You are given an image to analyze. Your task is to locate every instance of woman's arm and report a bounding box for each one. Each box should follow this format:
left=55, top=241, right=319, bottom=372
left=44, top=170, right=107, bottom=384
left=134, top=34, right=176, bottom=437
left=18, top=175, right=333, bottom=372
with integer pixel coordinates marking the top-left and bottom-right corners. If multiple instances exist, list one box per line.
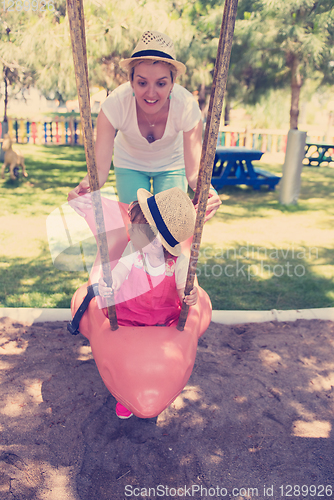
left=183, top=120, right=203, bottom=191
left=67, top=110, right=116, bottom=214
left=94, top=110, right=116, bottom=187
left=183, top=121, right=222, bottom=222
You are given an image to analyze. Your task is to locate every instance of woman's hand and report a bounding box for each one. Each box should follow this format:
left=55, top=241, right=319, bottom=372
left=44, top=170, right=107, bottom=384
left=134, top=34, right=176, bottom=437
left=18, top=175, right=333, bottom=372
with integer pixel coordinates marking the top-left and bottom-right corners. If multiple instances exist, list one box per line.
left=67, top=177, right=92, bottom=217
left=183, top=123, right=222, bottom=222
left=204, top=189, right=221, bottom=222
left=193, top=188, right=221, bottom=223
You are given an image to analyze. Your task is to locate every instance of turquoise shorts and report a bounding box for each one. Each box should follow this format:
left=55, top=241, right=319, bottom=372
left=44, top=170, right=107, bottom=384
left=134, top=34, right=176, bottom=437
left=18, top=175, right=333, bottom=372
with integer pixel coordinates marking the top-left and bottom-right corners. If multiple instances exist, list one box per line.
left=114, top=167, right=188, bottom=204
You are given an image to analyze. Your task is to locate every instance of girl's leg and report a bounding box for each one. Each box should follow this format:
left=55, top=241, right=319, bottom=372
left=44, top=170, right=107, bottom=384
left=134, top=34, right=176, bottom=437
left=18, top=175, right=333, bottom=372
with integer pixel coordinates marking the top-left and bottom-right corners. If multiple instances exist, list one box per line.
left=152, top=168, right=188, bottom=195
left=114, top=167, right=151, bottom=204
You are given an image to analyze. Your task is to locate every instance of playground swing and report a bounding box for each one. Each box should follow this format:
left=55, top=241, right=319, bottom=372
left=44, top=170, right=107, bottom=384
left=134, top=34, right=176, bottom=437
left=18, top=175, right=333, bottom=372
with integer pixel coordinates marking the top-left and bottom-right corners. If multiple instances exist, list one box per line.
left=66, top=0, right=238, bottom=419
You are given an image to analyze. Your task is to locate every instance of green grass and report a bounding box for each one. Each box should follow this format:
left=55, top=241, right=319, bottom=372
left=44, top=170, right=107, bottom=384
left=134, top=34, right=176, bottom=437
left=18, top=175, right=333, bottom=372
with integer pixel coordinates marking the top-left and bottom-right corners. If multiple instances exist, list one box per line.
left=0, top=145, right=333, bottom=310
left=197, top=243, right=334, bottom=310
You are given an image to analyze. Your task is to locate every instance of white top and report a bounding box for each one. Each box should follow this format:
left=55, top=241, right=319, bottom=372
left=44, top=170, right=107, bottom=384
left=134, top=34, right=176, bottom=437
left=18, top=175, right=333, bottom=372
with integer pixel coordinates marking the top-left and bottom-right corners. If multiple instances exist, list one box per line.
left=119, top=242, right=189, bottom=289
left=101, top=82, right=201, bottom=172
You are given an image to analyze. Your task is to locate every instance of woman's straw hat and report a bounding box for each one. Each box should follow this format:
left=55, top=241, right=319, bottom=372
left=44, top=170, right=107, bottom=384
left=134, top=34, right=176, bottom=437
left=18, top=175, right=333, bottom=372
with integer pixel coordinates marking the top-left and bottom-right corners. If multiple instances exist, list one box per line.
left=137, top=187, right=196, bottom=256
left=120, top=31, right=186, bottom=76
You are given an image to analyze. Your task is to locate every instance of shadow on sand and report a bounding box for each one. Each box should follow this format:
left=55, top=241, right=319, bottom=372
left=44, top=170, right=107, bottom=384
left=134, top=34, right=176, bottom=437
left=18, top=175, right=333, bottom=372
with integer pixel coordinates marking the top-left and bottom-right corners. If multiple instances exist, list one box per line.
left=0, top=317, right=334, bottom=499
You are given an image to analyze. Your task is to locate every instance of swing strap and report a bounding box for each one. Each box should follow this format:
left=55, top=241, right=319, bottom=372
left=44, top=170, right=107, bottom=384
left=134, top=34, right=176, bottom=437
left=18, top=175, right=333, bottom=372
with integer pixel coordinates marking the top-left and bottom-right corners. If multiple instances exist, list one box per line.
left=67, top=283, right=100, bottom=336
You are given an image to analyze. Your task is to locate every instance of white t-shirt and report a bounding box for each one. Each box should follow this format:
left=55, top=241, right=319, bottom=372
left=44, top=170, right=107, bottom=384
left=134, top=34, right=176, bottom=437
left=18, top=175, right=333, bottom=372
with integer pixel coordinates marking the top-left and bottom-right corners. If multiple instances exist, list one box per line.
left=101, top=82, right=201, bottom=172
left=119, top=242, right=189, bottom=289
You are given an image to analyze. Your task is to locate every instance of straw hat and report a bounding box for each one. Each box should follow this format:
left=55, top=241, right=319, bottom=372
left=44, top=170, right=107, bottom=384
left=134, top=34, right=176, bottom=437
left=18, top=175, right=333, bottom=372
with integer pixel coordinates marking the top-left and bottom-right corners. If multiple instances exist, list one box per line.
left=137, top=187, right=196, bottom=256
left=120, top=31, right=186, bottom=76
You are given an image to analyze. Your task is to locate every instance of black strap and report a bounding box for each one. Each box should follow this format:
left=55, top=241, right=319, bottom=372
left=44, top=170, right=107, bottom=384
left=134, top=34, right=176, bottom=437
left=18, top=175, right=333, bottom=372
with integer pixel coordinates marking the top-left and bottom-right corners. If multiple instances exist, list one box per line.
left=67, top=283, right=100, bottom=335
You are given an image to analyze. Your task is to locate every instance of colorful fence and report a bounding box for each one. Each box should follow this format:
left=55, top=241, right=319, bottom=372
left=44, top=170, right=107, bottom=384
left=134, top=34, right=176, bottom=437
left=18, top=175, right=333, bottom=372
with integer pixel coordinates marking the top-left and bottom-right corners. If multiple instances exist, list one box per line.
left=217, top=127, right=334, bottom=153
left=6, top=118, right=332, bottom=154
left=6, top=116, right=97, bottom=146
left=217, top=127, right=289, bottom=153
left=7, top=117, right=288, bottom=152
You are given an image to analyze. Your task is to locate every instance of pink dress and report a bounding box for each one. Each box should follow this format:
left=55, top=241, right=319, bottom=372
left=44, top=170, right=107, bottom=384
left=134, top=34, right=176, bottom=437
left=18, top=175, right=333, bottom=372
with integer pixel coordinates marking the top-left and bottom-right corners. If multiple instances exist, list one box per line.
left=103, top=256, right=182, bottom=327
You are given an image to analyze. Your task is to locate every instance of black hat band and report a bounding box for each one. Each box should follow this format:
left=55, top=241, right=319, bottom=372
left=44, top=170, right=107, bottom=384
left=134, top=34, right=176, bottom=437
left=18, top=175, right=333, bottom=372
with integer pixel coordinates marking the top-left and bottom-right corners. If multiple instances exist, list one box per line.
left=131, top=49, right=175, bottom=61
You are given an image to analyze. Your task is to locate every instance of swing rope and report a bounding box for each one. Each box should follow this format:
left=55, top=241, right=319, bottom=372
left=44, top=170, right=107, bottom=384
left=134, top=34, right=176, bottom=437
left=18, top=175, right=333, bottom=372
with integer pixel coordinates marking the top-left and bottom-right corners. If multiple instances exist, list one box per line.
left=177, top=0, right=239, bottom=331
left=66, top=0, right=118, bottom=330
left=67, top=0, right=238, bottom=332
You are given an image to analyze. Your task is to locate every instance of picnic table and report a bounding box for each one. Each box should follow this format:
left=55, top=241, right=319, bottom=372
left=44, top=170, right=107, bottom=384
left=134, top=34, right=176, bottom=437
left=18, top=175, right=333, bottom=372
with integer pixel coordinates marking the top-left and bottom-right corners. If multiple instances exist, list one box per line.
left=303, top=142, right=334, bottom=167
left=211, top=146, right=281, bottom=191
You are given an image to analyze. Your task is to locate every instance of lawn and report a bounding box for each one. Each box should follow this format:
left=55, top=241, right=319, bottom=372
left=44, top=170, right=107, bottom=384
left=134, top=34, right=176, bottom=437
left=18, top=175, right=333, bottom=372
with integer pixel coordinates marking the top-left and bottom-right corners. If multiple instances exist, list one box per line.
left=1, top=145, right=333, bottom=310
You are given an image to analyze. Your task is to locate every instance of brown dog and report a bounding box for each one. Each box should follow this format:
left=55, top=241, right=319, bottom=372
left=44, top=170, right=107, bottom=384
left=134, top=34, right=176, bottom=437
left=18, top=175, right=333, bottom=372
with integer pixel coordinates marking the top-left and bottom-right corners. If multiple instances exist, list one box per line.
left=1, top=134, right=28, bottom=180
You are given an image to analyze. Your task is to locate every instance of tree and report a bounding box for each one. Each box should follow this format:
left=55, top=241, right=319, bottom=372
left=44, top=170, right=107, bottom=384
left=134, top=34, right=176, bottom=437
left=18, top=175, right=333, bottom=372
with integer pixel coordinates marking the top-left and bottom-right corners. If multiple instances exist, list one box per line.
left=27, top=0, right=194, bottom=100
left=0, top=14, right=37, bottom=121
left=85, top=0, right=194, bottom=93
left=236, top=0, right=334, bottom=129
left=184, top=0, right=334, bottom=128
left=176, top=0, right=229, bottom=112
left=177, top=0, right=278, bottom=118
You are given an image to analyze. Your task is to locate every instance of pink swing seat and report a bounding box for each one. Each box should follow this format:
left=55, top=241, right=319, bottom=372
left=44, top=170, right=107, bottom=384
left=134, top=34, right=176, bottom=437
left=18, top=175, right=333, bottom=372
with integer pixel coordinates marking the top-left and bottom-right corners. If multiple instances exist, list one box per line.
left=69, top=197, right=212, bottom=418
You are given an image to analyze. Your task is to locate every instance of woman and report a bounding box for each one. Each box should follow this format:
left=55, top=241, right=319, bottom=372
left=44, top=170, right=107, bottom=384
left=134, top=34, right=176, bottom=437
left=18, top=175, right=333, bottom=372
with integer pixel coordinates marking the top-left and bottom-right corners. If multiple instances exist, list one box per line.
left=68, top=30, right=221, bottom=220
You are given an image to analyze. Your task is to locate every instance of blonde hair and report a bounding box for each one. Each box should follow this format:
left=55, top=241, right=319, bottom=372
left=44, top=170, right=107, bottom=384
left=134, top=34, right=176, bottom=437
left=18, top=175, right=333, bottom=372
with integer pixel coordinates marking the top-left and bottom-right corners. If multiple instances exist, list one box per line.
left=128, top=201, right=173, bottom=259
left=128, top=59, right=177, bottom=83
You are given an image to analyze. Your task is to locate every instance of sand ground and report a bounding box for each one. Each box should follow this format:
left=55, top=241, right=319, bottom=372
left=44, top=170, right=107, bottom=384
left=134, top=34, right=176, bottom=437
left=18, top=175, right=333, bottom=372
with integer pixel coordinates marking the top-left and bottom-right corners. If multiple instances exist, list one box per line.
left=1, top=316, right=334, bottom=499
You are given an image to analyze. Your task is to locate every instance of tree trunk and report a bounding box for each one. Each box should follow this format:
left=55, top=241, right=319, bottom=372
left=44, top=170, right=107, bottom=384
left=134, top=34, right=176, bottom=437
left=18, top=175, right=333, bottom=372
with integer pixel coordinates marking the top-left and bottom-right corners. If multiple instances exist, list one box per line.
left=224, top=98, right=230, bottom=125
left=198, top=82, right=206, bottom=111
left=289, top=55, right=302, bottom=130
left=3, top=67, right=9, bottom=123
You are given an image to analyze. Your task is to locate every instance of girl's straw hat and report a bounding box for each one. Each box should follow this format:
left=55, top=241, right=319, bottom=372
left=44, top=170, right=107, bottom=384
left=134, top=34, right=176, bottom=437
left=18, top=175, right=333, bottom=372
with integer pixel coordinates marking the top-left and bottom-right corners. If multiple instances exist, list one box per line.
left=120, top=31, right=186, bottom=76
left=137, top=187, right=196, bottom=256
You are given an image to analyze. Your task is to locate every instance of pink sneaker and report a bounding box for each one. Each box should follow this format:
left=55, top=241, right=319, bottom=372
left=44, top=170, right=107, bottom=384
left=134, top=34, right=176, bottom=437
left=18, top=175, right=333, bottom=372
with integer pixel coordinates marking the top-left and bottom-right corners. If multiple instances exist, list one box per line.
left=116, top=402, right=133, bottom=419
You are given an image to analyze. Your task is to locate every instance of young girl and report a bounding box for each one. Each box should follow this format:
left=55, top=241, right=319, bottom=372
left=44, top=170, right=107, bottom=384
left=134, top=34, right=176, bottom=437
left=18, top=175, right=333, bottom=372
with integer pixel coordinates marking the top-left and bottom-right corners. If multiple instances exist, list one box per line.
left=98, top=187, right=198, bottom=417
left=99, top=186, right=198, bottom=324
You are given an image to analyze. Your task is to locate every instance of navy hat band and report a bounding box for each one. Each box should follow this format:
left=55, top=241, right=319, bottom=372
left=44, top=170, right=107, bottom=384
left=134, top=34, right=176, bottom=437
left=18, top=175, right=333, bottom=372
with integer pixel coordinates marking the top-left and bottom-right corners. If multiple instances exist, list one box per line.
left=147, top=196, right=179, bottom=248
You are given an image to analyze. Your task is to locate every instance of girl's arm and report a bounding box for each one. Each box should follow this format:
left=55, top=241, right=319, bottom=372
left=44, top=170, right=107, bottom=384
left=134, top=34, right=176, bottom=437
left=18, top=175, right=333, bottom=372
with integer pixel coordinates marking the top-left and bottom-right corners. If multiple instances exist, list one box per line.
left=98, top=261, right=130, bottom=297
left=177, top=286, right=198, bottom=306
left=183, top=120, right=222, bottom=222
left=67, top=110, right=116, bottom=215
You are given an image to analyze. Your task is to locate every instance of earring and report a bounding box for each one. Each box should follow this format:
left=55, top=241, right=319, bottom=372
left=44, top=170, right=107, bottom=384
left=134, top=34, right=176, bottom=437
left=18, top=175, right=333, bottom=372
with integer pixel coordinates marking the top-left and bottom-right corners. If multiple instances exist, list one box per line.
left=169, top=93, right=172, bottom=100
left=133, top=92, right=135, bottom=97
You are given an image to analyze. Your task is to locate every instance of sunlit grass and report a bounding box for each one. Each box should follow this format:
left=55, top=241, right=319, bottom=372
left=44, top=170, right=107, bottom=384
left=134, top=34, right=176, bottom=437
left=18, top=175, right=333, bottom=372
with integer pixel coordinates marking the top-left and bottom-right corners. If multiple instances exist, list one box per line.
left=0, top=245, right=88, bottom=308
left=0, top=144, right=116, bottom=216
left=199, top=154, right=334, bottom=310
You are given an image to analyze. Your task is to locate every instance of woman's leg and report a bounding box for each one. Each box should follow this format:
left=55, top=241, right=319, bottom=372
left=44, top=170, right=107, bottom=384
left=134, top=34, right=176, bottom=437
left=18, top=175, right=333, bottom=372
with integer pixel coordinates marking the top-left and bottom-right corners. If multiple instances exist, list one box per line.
left=114, top=167, right=151, bottom=203
left=152, top=168, right=188, bottom=195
